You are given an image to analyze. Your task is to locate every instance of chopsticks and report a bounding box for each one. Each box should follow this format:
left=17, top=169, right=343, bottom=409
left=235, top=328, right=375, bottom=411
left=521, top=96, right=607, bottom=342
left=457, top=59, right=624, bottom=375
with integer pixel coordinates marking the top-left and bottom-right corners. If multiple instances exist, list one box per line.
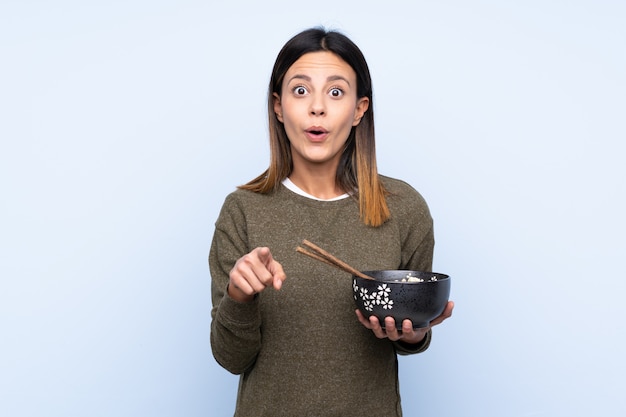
left=296, top=239, right=375, bottom=280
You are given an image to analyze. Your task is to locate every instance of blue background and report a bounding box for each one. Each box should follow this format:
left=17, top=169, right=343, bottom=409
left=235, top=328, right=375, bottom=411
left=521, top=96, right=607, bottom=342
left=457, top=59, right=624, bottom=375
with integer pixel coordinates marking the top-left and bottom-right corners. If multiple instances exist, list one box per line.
left=1, top=1, right=625, bottom=416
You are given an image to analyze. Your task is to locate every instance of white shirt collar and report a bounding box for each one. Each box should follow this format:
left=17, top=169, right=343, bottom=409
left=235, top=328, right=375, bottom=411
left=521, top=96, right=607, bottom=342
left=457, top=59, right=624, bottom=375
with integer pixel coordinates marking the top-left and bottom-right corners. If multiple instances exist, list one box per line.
left=282, top=178, right=350, bottom=201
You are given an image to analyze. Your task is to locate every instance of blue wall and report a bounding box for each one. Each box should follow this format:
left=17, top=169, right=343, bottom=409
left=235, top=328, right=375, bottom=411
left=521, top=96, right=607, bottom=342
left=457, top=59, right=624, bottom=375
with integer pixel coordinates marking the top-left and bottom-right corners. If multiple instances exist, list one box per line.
left=1, top=1, right=625, bottom=416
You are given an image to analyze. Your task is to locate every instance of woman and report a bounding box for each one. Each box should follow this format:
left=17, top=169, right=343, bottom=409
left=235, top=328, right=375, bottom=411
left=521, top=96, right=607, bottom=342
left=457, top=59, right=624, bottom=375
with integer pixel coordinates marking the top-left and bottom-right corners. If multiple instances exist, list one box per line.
left=209, top=27, right=454, bottom=416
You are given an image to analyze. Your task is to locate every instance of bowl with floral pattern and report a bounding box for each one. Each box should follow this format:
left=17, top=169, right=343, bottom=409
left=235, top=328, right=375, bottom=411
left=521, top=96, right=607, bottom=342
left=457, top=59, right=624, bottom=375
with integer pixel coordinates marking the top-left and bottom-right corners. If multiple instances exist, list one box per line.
left=353, top=270, right=450, bottom=329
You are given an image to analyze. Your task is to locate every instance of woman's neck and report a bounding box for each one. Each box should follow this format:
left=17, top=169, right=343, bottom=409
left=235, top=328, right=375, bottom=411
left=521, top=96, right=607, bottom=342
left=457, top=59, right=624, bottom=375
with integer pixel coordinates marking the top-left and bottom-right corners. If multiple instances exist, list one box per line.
left=288, top=169, right=343, bottom=200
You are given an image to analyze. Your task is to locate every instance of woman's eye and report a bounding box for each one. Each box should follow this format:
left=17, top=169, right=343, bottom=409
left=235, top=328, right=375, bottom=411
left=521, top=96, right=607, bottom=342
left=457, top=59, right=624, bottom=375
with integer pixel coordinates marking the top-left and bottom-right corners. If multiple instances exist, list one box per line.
left=293, top=86, right=308, bottom=95
left=329, top=88, right=344, bottom=97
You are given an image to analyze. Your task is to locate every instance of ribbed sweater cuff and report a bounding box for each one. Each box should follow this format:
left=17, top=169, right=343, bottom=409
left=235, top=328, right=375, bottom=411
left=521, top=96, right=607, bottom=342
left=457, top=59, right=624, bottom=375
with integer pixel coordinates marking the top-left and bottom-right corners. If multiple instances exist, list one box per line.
left=217, top=288, right=262, bottom=328
left=394, top=329, right=432, bottom=355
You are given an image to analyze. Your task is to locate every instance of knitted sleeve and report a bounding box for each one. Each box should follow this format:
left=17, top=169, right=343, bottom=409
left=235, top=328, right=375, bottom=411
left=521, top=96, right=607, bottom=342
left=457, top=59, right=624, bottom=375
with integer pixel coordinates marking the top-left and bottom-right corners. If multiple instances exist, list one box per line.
left=209, top=193, right=262, bottom=374
left=386, top=177, right=436, bottom=355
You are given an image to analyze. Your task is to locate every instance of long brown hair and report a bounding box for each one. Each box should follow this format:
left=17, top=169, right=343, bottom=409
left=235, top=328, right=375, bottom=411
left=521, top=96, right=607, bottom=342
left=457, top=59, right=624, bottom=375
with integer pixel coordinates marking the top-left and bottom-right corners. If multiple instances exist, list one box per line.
left=240, top=27, right=390, bottom=227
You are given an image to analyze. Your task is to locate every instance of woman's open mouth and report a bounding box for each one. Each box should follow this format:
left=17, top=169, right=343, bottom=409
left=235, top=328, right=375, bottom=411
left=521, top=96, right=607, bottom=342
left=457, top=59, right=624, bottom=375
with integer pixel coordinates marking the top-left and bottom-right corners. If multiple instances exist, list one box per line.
left=305, top=126, right=329, bottom=141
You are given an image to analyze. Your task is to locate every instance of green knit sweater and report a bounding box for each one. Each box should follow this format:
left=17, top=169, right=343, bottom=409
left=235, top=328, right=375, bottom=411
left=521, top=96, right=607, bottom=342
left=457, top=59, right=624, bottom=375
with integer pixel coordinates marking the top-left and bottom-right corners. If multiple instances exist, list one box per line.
left=209, top=175, right=435, bottom=416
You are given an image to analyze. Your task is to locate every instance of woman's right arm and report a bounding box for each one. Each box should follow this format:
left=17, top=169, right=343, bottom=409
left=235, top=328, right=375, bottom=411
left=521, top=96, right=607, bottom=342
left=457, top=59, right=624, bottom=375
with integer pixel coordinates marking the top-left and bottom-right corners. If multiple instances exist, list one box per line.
left=208, top=196, right=285, bottom=374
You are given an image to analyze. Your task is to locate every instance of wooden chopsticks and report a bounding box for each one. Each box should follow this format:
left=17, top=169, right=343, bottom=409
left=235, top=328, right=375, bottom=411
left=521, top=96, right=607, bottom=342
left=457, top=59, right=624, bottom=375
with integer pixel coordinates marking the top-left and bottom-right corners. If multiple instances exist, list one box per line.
left=296, top=239, right=374, bottom=280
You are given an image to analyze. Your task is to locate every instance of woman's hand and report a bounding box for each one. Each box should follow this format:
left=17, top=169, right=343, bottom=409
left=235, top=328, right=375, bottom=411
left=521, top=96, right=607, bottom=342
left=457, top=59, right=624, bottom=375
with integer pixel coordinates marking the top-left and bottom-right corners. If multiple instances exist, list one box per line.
left=356, top=301, right=454, bottom=344
left=228, top=247, right=287, bottom=303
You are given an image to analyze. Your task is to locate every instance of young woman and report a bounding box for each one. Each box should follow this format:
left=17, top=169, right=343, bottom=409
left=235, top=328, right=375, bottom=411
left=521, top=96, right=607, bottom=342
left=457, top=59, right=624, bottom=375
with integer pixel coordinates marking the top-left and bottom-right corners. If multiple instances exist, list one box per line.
left=209, top=27, right=454, bottom=416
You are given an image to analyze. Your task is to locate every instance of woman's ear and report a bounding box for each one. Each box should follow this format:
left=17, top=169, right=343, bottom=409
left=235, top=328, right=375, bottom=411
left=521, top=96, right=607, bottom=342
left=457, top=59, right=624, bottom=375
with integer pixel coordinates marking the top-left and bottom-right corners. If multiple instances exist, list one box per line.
left=353, top=97, right=370, bottom=126
left=273, top=93, right=283, bottom=122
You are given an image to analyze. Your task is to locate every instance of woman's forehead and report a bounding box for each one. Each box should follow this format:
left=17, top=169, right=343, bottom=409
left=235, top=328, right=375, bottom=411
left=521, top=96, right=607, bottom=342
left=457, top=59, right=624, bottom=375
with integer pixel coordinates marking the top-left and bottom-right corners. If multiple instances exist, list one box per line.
left=285, top=51, right=356, bottom=83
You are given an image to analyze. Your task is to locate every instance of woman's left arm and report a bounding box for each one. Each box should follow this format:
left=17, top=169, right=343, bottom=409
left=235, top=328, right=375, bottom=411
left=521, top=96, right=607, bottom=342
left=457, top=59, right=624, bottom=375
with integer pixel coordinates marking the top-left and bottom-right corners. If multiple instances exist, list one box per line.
left=356, top=301, right=454, bottom=353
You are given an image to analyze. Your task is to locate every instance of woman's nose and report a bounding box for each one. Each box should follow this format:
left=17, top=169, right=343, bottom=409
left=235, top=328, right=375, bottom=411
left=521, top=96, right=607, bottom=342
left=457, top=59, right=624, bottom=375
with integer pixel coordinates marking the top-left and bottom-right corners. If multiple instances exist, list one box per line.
left=309, top=95, right=326, bottom=116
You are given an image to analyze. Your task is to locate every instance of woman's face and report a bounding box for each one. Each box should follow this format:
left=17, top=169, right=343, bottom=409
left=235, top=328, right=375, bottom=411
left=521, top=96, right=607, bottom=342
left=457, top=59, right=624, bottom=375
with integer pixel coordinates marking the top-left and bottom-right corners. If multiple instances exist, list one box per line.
left=274, top=51, right=369, bottom=172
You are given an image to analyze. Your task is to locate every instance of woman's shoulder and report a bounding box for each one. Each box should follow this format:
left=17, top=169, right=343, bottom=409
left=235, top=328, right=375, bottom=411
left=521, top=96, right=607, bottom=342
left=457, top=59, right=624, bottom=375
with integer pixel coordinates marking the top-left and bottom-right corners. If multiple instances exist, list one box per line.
left=380, top=175, right=424, bottom=198
left=379, top=175, right=431, bottom=215
left=219, top=187, right=276, bottom=208
left=219, top=185, right=302, bottom=212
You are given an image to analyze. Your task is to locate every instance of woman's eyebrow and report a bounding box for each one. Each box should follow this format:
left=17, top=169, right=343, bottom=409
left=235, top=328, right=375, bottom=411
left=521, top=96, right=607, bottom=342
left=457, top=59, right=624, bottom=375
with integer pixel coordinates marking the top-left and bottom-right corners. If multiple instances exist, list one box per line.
left=326, top=75, right=351, bottom=86
left=288, top=74, right=311, bottom=83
